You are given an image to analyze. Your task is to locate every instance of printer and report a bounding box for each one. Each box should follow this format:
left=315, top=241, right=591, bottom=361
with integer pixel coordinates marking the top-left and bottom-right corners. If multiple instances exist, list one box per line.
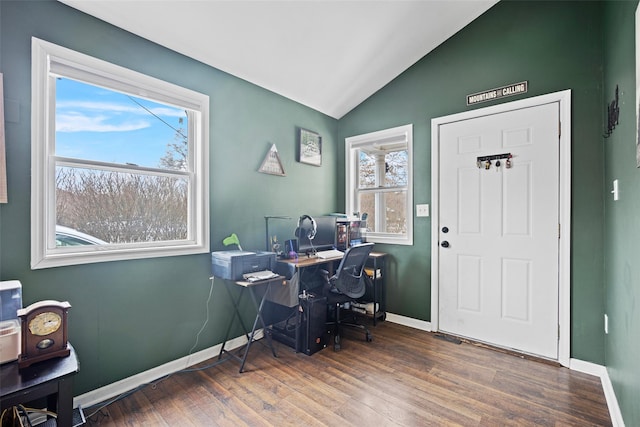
left=211, top=251, right=276, bottom=281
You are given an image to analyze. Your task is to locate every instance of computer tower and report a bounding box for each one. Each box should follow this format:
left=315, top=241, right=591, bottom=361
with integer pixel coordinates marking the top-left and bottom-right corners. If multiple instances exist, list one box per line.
left=296, top=295, right=328, bottom=355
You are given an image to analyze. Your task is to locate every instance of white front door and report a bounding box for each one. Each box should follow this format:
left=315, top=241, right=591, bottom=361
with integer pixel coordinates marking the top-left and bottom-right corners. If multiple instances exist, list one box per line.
left=436, top=102, right=560, bottom=359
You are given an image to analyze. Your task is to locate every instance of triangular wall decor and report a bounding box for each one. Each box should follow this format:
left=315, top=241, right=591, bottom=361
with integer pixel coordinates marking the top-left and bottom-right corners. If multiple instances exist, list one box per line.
left=258, top=143, right=286, bottom=176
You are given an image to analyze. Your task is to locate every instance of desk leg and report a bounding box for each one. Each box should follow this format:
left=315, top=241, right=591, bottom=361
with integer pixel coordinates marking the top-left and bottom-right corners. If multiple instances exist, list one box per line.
left=239, top=285, right=278, bottom=373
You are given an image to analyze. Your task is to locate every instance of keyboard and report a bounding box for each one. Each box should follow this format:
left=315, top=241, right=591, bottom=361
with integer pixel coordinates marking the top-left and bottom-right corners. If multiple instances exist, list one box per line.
left=315, top=249, right=344, bottom=259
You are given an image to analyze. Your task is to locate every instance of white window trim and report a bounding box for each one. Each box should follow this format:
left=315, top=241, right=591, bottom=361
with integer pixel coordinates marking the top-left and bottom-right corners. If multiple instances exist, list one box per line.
left=30, top=37, right=210, bottom=269
left=345, top=124, right=413, bottom=245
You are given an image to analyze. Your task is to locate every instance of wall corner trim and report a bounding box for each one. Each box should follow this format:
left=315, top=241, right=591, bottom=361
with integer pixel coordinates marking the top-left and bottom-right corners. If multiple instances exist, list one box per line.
left=570, top=358, right=625, bottom=427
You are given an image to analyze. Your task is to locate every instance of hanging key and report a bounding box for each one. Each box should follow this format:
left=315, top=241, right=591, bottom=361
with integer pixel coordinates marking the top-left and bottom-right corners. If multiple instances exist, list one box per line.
left=495, top=160, right=501, bottom=170
left=485, top=159, right=491, bottom=170
left=506, top=154, right=512, bottom=169
left=477, top=159, right=482, bottom=169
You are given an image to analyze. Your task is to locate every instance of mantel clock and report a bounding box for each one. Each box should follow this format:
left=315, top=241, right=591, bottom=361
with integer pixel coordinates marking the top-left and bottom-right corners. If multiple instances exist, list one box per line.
left=17, top=300, right=71, bottom=369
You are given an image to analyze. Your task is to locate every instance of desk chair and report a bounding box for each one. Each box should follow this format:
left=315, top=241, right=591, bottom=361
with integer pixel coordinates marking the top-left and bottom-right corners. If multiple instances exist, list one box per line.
left=320, top=242, right=375, bottom=350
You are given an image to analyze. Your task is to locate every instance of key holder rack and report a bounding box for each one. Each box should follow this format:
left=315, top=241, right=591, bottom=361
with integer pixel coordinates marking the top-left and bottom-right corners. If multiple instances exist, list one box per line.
left=476, top=153, right=512, bottom=170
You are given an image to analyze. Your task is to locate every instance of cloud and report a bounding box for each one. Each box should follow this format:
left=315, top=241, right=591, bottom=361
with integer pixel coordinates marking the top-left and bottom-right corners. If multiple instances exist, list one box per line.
left=56, top=112, right=151, bottom=133
left=57, top=100, right=185, bottom=117
left=55, top=98, right=185, bottom=133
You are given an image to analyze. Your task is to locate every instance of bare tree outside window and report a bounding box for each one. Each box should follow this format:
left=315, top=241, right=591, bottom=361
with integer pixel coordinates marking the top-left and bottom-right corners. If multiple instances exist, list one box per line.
left=357, top=149, right=409, bottom=234
left=56, top=168, right=188, bottom=243
left=345, top=124, right=413, bottom=245
left=159, top=117, right=188, bottom=171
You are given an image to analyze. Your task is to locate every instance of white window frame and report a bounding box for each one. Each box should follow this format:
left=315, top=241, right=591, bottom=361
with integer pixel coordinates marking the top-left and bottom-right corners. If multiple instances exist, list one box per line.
left=345, top=124, right=413, bottom=245
left=30, top=37, right=210, bottom=269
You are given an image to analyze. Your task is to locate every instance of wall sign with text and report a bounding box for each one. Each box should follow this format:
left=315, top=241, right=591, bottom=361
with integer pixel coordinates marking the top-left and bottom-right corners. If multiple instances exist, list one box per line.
left=466, top=81, right=528, bottom=106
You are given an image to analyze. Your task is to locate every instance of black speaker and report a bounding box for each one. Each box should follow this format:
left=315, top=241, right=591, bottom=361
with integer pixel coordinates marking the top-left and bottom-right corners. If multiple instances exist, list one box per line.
left=296, top=295, right=328, bottom=355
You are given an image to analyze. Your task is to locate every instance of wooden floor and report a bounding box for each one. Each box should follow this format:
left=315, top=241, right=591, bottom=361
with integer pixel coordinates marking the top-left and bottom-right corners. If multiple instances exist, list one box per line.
left=85, top=322, right=612, bottom=426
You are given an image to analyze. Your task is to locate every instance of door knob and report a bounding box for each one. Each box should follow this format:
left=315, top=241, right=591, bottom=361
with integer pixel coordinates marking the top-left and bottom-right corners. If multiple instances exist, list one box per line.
left=441, top=241, right=450, bottom=248
left=442, top=226, right=449, bottom=233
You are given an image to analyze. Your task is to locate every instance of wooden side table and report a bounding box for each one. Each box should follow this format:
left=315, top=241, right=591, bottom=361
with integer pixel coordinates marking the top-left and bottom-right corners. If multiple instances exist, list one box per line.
left=0, top=343, right=79, bottom=427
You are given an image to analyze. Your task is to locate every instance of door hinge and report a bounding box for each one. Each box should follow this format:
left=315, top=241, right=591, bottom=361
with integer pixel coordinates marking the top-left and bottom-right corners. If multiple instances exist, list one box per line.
left=558, top=324, right=561, bottom=340
left=559, top=121, right=561, bottom=138
left=558, top=223, right=561, bottom=239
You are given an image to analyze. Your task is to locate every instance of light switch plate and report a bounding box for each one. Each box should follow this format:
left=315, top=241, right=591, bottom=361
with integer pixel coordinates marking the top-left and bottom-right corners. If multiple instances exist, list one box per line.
left=416, top=204, right=429, bottom=217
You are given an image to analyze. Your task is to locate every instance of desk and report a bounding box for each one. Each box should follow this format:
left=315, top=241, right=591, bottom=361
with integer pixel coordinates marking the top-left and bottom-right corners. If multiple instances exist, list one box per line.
left=218, top=277, right=283, bottom=373
left=277, top=251, right=387, bottom=322
left=1, top=344, right=79, bottom=427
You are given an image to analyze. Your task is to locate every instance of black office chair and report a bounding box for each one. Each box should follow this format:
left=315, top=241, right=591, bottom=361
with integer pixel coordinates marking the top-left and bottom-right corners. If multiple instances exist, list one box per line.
left=320, top=242, right=375, bottom=351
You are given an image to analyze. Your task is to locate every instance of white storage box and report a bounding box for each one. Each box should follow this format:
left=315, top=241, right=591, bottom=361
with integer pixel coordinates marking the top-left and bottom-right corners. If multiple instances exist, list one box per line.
left=0, top=319, right=20, bottom=364
left=0, top=280, right=23, bottom=321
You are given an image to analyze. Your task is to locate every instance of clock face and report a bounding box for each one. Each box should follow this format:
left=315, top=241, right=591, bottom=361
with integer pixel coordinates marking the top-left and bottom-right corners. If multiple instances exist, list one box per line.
left=28, top=312, right=62, bottom=336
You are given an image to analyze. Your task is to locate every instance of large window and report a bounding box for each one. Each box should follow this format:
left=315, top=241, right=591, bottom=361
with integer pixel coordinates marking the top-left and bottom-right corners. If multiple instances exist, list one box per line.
left=31, top=38, right=210, bottom=268
left=345, top=124, right=413, bottom=245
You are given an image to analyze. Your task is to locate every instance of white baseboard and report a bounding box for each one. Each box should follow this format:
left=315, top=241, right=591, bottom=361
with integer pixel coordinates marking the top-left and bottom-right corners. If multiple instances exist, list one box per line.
left=569, top=358, right=607, bottom=376
left=73, top=332, right=255, bottom=410
left=385, top=312, right=432, bottom=331
left=570, top=359, right=625, bottom=427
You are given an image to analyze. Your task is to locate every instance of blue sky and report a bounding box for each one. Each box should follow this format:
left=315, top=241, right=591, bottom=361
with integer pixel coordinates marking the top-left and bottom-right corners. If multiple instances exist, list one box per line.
left=55, top=78, right=186, bottom=169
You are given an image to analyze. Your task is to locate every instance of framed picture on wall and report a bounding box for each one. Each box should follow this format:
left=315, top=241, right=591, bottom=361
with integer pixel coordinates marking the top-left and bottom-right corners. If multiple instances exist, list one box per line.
left=298, top=128, right=322, bottom=166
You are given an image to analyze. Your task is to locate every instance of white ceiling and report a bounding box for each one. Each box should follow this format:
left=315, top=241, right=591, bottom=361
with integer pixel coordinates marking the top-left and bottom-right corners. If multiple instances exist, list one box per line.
left=59, top=0, right=498, bottom=119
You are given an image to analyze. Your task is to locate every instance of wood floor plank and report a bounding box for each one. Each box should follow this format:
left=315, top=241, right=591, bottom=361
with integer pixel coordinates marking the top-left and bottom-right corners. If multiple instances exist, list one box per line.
left=86, top=321, right=612, bottom=426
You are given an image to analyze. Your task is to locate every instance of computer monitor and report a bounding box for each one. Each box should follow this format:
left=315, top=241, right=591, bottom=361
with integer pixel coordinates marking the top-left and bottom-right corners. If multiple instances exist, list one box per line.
left=297, top=215, right=337, bottom=254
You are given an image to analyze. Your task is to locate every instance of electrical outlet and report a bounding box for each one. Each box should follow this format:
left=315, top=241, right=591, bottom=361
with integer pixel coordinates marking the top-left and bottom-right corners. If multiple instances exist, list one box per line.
left=416, top=204, right=430, bottom=217
left=604, top=314, right=609, bottom=334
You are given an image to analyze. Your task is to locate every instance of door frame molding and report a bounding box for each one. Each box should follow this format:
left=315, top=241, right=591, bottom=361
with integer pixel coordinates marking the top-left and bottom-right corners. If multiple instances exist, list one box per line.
left=430, top=90, right=571, bottom=366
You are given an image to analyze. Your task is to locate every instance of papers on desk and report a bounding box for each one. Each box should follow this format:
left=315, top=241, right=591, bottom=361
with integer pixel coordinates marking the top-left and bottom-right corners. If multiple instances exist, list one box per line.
left=242, top=270, right=279, bottom=282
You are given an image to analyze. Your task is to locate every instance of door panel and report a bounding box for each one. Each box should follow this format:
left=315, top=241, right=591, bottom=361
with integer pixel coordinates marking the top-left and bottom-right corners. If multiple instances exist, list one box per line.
left=438, top=103, right=559, bottom=359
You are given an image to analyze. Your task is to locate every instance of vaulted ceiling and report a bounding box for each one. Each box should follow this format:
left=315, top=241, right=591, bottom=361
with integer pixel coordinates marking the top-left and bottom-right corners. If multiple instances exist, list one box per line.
left=60, top=1, right=498, bottom=119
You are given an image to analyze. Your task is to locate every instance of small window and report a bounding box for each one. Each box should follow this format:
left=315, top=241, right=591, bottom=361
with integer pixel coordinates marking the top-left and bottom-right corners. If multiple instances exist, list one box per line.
left=345, top=124, right=413, bottom=245
left=31, top=38, right=210, bottom=268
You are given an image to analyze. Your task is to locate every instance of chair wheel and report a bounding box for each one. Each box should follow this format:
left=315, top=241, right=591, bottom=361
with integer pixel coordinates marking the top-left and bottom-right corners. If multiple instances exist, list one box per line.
left=366, top=332, right=373, bottom=342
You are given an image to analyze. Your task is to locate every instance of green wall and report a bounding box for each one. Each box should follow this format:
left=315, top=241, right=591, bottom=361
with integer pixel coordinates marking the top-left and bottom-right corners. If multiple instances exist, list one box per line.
left=338, top=0, right=606, bottom=364
left=4, top=1, right=638, bottom=423
left=602, top=2, right=640, bottom=425
left=0, top=0, right=338, bottom=394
